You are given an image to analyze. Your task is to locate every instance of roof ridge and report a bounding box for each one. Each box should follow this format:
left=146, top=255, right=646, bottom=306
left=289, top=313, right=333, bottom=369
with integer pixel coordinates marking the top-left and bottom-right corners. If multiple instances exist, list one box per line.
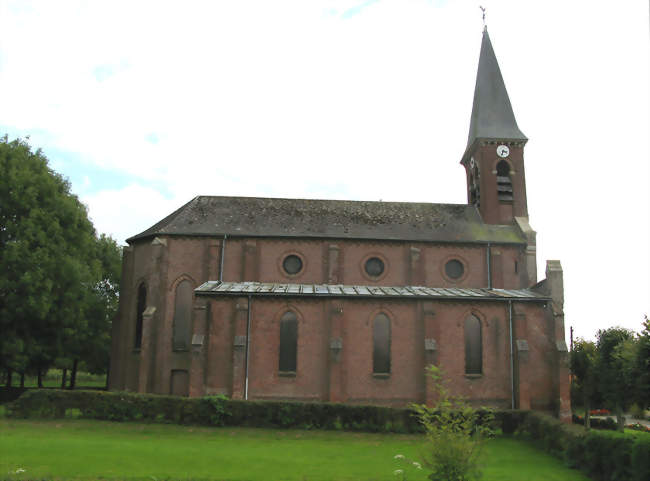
left=192, top=195, right=471, bottom=207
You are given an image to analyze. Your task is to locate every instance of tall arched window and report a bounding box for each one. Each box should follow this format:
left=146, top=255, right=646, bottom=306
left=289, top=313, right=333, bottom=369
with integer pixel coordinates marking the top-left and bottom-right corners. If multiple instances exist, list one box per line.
left=496, top=160, right=513, bottom=202
left=464, top=315, right=482, bottom=374
left=134, top=283, right=146, bottom=349
left=279, top=311, right=298, bottom=373
left=373, top=313, right=391, bottom=374
left=172, top=280, right=193, bottom=351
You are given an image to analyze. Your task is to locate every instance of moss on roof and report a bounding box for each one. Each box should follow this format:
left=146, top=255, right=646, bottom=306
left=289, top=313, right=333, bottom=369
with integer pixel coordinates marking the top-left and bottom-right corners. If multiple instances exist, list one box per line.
left=128, top=196, right=526, bottom=245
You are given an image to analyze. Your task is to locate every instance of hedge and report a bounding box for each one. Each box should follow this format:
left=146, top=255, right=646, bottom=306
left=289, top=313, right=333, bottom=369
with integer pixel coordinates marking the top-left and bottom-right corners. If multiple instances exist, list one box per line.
left=5, top=389, right=513, bottom=435
left=7, top=390, right=648, bottom=481
left=5, top=389, right=427, bottom=432
left=571, top=413, right=618, bottom=431
left=519, top=411, right=650, bottom=481
left=0, top=387, right=26, bottom=405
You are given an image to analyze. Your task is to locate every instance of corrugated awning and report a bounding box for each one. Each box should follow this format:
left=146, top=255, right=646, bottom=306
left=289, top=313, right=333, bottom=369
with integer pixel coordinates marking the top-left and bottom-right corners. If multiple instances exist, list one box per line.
left=195, top=281, right=549, bottom=302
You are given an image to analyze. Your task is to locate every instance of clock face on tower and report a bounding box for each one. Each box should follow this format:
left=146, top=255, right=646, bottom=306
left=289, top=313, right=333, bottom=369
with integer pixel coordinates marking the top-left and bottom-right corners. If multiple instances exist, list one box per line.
left=496, top=145, right=510, bottom=158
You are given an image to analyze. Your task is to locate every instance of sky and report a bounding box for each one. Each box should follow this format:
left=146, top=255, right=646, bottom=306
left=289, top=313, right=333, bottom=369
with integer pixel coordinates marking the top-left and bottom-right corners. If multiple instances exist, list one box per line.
left=1, top=1, right=648, bottom=341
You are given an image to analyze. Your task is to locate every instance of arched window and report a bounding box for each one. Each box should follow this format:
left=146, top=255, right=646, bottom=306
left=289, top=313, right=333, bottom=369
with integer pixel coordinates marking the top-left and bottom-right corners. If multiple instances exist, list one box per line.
left=134, top=283, right=146, bottom=349
left=279, top=311, right=298, bottom=373
left=373, top=313, right=391, bottom=374
left=464, top=315, right=482, bottom=374
left=172, top=280, right=193, bottom=351
left=496, top=160, right=513, bottom=202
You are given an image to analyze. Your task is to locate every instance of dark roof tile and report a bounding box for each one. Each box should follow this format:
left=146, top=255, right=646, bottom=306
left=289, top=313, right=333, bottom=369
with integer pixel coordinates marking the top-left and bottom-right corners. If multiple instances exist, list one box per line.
left=128, top=195, right=525, bottom=244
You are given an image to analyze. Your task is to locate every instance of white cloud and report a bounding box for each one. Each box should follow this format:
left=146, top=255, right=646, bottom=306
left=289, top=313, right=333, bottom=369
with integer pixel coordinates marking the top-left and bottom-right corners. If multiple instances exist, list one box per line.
left=81, top=184, right=181, bottom=246
left=1, top=0, right=648, bottom=338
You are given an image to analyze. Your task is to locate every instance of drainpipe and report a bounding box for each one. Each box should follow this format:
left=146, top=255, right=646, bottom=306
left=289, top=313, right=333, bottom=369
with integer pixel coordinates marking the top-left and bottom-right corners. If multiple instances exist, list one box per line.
left=219, top=234, right=227, bottom=282
left=486, top=242, right=492, bottom=289
left=244, top=294, right=252, bottom=400
left=508, top=300, right=515, bottom=409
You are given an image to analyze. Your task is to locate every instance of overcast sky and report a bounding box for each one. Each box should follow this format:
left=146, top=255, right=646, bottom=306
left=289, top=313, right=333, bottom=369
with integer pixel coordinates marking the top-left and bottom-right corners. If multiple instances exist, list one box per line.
left=1, top=1, right=648, bottom=341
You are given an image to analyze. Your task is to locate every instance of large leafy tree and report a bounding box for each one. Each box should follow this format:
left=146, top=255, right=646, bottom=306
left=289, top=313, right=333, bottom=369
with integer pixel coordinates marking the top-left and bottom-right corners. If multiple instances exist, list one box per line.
left=570, top=338, right=599, bottom=429
left=67, top=234, right=122, bottom=388
left=0, top=136, right=119, bottom=386
left=596, top=327, right=636, bottom=431
left=633, top=316, right=650, bottom=409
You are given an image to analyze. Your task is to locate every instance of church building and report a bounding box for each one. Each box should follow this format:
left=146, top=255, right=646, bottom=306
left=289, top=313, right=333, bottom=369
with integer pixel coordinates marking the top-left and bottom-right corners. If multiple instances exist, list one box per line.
left=109, top=29, right=570, bottom=420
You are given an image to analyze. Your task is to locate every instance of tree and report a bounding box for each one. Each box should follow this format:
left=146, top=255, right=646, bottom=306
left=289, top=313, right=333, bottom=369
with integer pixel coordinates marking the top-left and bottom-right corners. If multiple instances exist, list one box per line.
left=411, top=366, right=492, bottom=481
left=0, top=136, right=113, bottom=386
left=570, top=338, right=598, bottom=429
left=71, top=234, right=121, bottom=387
left=596, top=327, right=636, bottom=431
left=633, top=316, right=650, bottom=410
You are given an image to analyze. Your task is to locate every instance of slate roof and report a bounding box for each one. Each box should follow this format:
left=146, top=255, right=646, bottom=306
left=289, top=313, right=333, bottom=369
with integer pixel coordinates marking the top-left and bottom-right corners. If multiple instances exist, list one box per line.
left=464, top=28, right=527, bottom=158
left=195, top=281, right=549, bottom=302
left=128, top=195, right=525, bottom=244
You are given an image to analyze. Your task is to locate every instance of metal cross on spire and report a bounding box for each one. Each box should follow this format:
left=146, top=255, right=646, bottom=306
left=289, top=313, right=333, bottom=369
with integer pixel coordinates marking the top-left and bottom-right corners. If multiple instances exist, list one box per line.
left=479, top=6, right=486, bottom=27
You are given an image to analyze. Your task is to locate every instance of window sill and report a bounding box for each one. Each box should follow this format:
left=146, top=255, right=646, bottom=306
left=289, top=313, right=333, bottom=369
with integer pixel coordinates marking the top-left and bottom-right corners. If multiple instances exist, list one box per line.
left=278, top=371, right=296, bottom=378
left=372, top=373, right=390, bottom=379
left=465, top=373, right=483, bottom=379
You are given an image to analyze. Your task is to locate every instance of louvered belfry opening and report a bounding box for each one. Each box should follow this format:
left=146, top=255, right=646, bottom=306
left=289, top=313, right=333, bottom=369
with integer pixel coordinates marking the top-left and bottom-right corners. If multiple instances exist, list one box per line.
left=496, top=160, right=513, bottom=202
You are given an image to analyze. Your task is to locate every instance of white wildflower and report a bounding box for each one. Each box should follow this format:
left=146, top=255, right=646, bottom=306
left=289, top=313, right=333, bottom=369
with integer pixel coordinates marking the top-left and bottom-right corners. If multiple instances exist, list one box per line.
left=394, top=454, right=405, bottom=460
left=15, top=468, right=25, bottom=474
left=393, top=469, right=404, bottom=475
left=412, top=462, right=422, bottom=469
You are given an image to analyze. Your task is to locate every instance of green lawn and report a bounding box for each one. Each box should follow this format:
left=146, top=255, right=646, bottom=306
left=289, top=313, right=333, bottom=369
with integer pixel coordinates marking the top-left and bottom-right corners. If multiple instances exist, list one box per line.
left=0, top=419, right=592, bottom=481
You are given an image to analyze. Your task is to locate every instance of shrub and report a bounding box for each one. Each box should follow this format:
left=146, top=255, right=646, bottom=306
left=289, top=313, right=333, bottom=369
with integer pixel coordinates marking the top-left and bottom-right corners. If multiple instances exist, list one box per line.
left=626, top=423, right=650, bottom=434
left=519, top=411, right=650, bottom=481
left=410, top=366, right=494, bottom=481
left=0, top=387, right=27, bottom=405
left=572, top=413, right=618, bottom=430
left=5, top=389, right=513, bottom=436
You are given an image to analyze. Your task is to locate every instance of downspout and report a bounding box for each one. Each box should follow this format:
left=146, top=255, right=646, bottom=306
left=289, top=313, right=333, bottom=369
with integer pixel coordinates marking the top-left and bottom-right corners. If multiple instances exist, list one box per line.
left=508, top=300, right=515, bottom=409
left=486, top=242, right=492, bottom=289
left=219, top=234, right=227, bottom=282
left=244, top=294, right=252, bottom=400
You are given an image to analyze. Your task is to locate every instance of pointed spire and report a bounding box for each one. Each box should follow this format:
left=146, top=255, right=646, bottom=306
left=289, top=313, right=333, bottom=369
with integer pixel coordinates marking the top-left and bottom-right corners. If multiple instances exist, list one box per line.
left=466, top=28, right=526, bottom=151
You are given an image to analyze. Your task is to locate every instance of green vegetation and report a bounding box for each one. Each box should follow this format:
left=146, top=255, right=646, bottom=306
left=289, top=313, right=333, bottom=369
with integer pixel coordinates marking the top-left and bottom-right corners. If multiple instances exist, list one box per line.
left=410, top=365, right=493, bottom=480
left=570, top=319, right=650, bottom=431
left=13, top=369, right=106, bottom=389
left=0, top=136, right=121, bottom=389
left=0, top=418, right=592, bottom=481
left=519, top=411, right=650, bottom=481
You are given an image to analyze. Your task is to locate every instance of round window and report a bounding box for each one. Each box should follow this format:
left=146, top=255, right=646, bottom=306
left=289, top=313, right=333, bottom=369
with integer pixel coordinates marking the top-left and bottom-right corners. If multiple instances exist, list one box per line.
left=282, top=255, right=303, bottom=275
left=445, top=259, right=464, bottom=280
left=365, top=257, right=385, bottom=277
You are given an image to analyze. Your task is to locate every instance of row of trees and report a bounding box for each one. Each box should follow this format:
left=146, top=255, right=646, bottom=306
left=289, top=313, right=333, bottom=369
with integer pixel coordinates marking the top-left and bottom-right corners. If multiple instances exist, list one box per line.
left=571, top=318, right=650, bottom=430
left=0, top=136, right=122, bottom=388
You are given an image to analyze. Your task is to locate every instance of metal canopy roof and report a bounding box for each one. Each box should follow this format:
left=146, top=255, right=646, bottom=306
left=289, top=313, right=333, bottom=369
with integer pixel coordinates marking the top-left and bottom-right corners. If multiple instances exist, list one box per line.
left=195, top=281, right=549, bottom=302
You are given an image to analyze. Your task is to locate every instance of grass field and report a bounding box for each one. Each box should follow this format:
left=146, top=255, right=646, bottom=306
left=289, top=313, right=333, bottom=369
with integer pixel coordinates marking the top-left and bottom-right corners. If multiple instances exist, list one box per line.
left=0, top=418, right=592, bottom=481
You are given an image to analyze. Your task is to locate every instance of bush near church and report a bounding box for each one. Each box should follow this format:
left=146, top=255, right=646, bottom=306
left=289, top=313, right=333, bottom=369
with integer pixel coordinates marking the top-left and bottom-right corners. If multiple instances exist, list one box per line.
left=6, top=389, right=509, bottom=434
left=8, top=389, right=650, bottom=481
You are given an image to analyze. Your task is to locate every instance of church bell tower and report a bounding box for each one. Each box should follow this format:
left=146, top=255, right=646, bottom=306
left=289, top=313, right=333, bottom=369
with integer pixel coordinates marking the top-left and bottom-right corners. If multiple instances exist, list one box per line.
left=461, top=28, right=529, bottom=225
